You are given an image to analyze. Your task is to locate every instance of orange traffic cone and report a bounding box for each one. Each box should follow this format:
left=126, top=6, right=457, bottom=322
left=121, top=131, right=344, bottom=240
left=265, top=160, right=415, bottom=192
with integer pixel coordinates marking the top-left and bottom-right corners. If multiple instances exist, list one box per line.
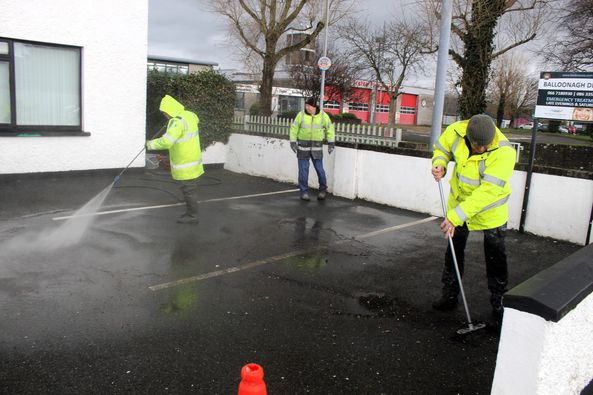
left=238, top=363, right=267, bottom=395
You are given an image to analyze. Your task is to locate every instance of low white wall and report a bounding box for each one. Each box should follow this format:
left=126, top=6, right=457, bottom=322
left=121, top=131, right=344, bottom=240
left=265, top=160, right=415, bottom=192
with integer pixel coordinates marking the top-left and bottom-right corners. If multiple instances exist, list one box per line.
left=491, top=293, right=593, bottom=395
left=225, top=134, right=593, bottom=244
left=0, top=0, right=148, bottom=174
left=224, top=134, right=592, bottom=245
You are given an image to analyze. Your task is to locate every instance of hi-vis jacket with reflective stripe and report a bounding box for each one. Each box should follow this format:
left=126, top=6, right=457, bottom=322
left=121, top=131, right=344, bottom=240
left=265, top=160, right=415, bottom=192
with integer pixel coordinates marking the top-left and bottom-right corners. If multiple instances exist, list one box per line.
left=432, top=119, right=516, bottom=231
left=289, top=110, right=335, bottom=159
left=147, top=95, right=204, bottom=181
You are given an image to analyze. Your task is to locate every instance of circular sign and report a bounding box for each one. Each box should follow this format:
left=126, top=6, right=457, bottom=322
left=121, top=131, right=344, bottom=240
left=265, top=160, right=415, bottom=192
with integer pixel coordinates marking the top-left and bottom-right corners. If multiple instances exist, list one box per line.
left=318, top=56, right=332, bottom=70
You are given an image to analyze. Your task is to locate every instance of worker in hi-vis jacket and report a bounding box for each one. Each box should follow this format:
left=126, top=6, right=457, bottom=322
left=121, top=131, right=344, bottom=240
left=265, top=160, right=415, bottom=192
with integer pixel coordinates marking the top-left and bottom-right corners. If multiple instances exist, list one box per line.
left=147, top=95, right=203, bottom=224
left=289, top=97, right=335, bottom=202
left=431, top=114, right=516, bottom=320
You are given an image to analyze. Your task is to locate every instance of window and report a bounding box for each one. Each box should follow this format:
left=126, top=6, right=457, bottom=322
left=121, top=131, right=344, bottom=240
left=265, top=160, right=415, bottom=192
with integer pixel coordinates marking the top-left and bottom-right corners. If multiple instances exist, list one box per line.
left=279, top=95, right=301, bottom=113
left=375, top=104, right=389, bottom=113
left=235, top=92, right=245, bottom=110
left=0, top=38, right=82, bottom=135
left=324, top=100, right=340, bottom=109
left=400, top=106, right=416, bottom=114
left=147, top=61, right=189, bottom=75
left=349, top=102, right=369, bottom=111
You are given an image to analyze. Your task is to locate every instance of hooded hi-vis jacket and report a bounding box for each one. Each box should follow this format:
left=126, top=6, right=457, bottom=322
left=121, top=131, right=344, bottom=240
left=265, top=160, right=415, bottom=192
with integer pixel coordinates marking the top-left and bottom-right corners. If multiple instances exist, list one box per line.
left=289, top=109, right=335, bottom=160
left=147, top=95, right=204, bottom=181
left=432, top=119, right=516, bottom=231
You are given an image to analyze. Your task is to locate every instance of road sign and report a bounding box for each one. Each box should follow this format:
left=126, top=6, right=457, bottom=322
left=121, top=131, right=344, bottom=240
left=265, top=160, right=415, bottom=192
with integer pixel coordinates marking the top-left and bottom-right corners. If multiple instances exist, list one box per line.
left=318, top=56, right=332, bottom=71
left=534, top=71, right=593, bottom=121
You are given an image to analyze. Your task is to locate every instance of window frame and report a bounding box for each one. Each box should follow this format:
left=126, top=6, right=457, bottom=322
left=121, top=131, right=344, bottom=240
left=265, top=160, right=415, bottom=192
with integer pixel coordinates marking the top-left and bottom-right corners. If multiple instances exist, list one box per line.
left=0, top=37, right=86, bottom=137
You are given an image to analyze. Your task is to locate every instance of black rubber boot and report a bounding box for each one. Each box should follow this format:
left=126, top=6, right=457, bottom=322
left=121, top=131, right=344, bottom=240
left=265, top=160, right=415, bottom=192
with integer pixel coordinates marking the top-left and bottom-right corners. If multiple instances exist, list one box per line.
left=432, top=294, right=458, bottom=311
left=178, top=182, right=199, bottom=224
left=491, top=293, right=504, bottom=321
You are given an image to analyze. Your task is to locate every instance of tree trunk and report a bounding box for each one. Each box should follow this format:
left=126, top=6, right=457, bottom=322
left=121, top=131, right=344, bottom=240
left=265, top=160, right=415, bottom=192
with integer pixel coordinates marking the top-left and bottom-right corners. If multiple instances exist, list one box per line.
left=458, top=1, right=506, bottom=119
left=496, top=92, right=506, bottom=128
left=259, top=55, right=276, bottom=116
left=388, top=92, right=398, bottom=127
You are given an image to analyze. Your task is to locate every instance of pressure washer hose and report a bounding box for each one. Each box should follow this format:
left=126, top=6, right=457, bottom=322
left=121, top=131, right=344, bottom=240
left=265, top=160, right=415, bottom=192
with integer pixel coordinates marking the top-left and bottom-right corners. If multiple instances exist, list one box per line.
left=113, top=123, right=168, bottom=185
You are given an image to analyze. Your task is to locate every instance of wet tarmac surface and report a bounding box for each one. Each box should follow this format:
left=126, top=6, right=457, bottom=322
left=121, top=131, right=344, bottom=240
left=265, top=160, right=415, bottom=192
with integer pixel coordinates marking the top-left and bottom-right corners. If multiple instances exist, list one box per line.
left=0, top=168, right=581, bottom=394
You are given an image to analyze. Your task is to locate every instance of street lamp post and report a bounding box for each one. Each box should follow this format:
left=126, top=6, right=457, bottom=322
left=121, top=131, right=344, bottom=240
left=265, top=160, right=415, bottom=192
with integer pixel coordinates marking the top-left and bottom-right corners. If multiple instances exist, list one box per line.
left=318, top=0, right=329, bottom=113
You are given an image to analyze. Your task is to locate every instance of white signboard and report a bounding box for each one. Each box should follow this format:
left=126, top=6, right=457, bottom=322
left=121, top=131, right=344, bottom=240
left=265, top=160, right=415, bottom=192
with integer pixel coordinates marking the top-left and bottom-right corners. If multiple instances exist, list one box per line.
left=534, top=72, right=593, bottom=121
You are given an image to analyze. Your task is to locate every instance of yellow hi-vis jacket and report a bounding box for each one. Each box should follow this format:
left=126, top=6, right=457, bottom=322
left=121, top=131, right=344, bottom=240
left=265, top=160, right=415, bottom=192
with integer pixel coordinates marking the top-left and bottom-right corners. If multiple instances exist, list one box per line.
left=147, top=95, right=204, bottom=181
left=432, top=119, right=516, bottom=230
left=289, top=110, right=335, bottom=159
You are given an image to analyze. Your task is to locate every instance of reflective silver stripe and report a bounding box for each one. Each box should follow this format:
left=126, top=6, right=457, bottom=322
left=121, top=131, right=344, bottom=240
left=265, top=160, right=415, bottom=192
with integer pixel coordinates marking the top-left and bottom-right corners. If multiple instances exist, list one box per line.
left=454, top=206, right=468, bottom=222
left=482, top=174, right=506, bottom=187
left=170, top=159, right=203, bottom=170
left=176, top=131, right=199, bottom=143
left=479, top=161, right=486, bottom=178
left=309, top=124, right=323, bottom=129
left=477, top=195, right=509, bottom=214
left=177, top=117, right=189, bottom=133
left=148, top=141, right=156, bottom=150
left=435, top=141, right=451, bottom=157
left=163, top=133, right=176, bottom=144
left=297, top=146, right=322, bottom=151
left=432, top=156, right=448, bottom=165
left=499, top=141, right=512, bottom=147
left=457, top=173, right=480, bottom=186
left=451, top=135, right=460, bottom=155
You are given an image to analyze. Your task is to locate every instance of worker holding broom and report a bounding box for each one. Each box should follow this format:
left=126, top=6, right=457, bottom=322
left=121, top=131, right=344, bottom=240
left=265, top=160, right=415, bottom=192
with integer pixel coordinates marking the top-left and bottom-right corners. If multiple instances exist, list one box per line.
left=147, top=95, right=203, bottom=224
left=431, top=114, right=516, bottom=320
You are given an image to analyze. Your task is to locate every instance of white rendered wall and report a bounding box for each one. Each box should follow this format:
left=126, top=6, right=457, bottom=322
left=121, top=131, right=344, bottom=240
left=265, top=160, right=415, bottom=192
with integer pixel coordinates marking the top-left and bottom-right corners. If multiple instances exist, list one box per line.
left=202, top=142, right=227, bottom=165
left=491, top=293, right=593, bottom=395
left=224, top=134, right=593, bottom=245
left=0, top=0, right=148, bottom=174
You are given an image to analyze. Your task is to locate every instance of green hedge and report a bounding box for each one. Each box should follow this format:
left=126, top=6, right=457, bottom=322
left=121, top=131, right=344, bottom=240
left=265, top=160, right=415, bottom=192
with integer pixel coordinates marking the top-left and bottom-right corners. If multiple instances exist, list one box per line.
left=329, top=112, right=362, bottom=124
left=147, top=70, right=236, bottom=149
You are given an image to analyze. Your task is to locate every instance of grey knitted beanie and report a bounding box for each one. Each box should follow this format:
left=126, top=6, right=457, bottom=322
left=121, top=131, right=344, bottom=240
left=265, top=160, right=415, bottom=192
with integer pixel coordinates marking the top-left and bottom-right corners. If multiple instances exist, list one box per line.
left=467, top=115, right=496, bottom=146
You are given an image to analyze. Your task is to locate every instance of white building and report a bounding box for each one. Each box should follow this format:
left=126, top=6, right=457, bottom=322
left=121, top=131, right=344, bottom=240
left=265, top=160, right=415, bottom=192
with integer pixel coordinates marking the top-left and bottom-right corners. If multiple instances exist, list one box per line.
left=0, top=0, right=148, bottom=174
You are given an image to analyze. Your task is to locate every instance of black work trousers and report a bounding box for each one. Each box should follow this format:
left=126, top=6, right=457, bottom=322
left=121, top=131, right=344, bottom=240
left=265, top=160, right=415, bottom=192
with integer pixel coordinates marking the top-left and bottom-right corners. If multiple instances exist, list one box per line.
left=440, top=223, right=508, bottom=306
left=179, top=179, right=199, bottom=217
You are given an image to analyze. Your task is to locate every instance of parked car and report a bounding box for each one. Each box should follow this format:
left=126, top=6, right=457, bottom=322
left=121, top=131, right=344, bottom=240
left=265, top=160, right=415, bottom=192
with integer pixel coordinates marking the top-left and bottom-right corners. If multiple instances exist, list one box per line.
left=518, top=123, right=533, bottom=129
left=558, top=126, right=568, bottom=133
left=537, top=124, right=549, bottom=132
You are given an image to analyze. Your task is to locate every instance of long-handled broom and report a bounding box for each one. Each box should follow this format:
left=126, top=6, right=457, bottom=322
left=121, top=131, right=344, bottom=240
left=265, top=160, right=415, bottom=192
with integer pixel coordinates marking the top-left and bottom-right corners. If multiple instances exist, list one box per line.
left=438, top=180, right=486, bottom=335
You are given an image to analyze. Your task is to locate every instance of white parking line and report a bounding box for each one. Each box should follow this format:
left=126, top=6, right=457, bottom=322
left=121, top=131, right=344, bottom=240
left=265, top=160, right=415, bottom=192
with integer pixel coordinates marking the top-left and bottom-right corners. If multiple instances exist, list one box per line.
left=52, top=189, right=300, bottom=221
left=148, top=216, right=438, bottom=291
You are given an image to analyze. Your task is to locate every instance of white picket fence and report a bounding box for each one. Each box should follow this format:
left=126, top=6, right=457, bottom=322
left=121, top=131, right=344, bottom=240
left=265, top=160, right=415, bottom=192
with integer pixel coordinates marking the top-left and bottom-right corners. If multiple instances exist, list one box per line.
left=232, top=115, right=403, bottom=147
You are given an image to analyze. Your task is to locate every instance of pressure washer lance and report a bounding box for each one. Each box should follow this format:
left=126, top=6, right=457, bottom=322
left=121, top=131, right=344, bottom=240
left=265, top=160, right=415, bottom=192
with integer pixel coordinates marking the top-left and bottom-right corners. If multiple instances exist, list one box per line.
left=438, top=180, right=486, bottom=335
left=113, top=123, right=168, bottom=186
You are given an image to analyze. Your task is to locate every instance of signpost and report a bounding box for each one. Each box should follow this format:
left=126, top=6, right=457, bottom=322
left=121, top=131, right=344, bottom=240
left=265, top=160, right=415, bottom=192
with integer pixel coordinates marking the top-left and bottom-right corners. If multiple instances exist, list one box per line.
left=521, top=71, right=593, bottom=237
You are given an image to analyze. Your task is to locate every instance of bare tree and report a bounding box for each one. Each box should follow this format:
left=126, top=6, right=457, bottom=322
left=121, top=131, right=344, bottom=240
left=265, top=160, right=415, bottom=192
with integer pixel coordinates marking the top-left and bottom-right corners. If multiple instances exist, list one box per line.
left=207, top=0, right=354, bottom=116
left=487, top=53, right=538, bottom=127
left=419, top=0, right=550, bottom=118
left=288, top=47, right=362, bottom=111
left=542, top=0, right=593, bottom=71
left=338, top=19, right=428, bottom=126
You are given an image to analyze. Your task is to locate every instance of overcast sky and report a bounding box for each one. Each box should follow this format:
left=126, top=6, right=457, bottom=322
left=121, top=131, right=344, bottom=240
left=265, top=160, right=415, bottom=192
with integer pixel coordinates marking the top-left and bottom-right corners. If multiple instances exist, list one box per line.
left=148, top=0, right=417, bottom=71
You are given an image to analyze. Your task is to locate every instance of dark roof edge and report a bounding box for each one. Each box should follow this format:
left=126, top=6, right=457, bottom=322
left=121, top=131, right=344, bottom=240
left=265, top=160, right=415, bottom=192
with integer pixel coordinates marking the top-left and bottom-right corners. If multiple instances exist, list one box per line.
left=504, top=243, right=593, bottom=322
left=148, top=55, right=218, bottom=66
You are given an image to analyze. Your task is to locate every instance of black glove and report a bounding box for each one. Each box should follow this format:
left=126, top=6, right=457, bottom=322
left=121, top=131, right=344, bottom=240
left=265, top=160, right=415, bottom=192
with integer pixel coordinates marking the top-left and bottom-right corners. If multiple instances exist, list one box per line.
left=328, top=142, right=335, bottom=154
left=290, top=141, right=297, bottom=154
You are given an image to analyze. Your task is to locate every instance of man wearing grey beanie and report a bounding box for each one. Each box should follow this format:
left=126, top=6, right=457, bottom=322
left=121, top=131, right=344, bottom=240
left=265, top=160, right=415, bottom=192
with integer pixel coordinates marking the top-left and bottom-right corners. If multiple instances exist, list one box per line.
left=430, top=114, right=516, bottom=321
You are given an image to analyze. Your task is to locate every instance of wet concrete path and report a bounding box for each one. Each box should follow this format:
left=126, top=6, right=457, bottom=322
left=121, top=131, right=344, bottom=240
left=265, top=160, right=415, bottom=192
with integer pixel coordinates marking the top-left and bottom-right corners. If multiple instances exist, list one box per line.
left=0, top=168, right=580, bottom=394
